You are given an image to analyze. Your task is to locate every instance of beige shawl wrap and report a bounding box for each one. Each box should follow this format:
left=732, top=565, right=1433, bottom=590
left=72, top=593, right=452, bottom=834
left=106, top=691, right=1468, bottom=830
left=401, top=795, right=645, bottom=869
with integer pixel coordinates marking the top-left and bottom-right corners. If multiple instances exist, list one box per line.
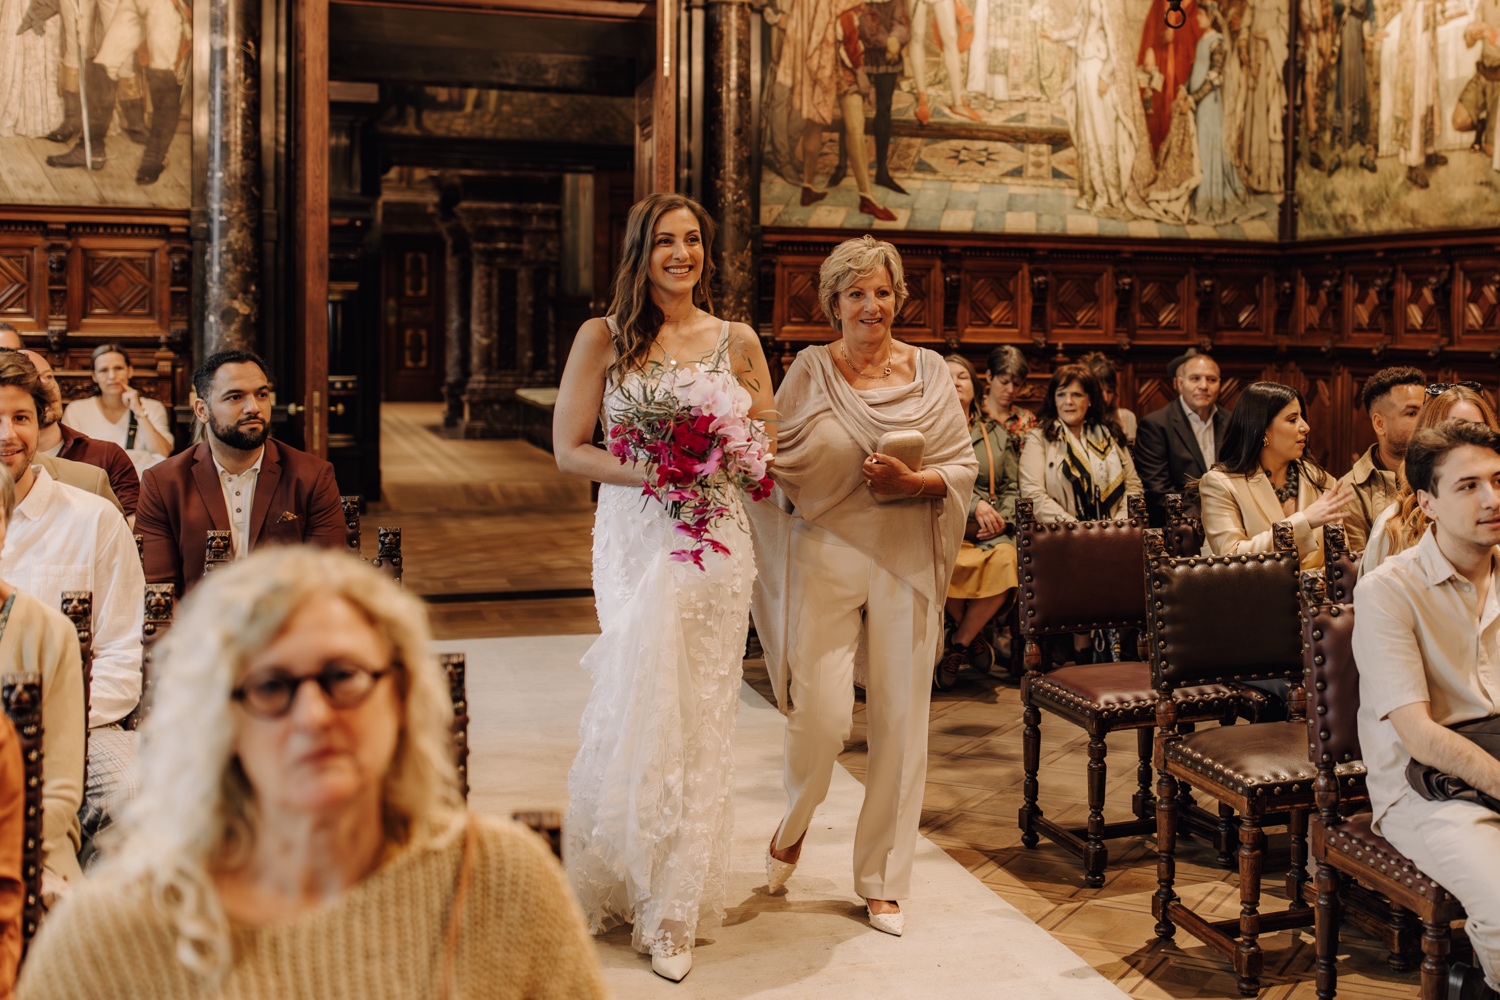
left=749, top=345, right=978, bottom=714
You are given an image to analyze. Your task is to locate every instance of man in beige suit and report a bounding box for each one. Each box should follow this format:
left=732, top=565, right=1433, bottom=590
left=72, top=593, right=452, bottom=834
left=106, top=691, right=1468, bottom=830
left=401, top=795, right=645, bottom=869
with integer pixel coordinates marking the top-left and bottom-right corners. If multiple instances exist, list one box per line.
left=1338, top=367, right=1426, bottom=553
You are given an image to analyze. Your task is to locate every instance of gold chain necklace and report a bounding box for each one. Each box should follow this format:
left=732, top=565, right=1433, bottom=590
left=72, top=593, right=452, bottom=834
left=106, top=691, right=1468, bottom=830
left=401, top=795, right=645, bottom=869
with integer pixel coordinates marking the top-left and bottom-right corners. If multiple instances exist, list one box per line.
left=840, top=341, right=893, bottom=380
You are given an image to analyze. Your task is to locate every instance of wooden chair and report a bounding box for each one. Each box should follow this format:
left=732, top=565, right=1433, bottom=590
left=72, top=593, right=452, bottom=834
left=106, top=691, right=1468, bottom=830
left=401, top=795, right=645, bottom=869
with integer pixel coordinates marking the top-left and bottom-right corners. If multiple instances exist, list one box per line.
left=1164, top=493, right=1205, bottom=557
left=439, top=652, right=469, bottom=800
left=372, top=527, right=403, bottom=585
left=59, top=592, right=92, bottom=728
left=1321, top=523, right=1358, bottom=604
left=340, top=496, right=361, bottom=554
left=2, top=673, right=44, bottom=955
left=1149, top=525, right=1366, bottom=996
left=1017, top=496, right=1246, bottom=887
left=1304, top=599, right=1463, bottom=1000
left=204, top=530, right=232, bottom=576
left=124, top=583, right=175, bottom=730
left=512, top=810, right=563, bottom=859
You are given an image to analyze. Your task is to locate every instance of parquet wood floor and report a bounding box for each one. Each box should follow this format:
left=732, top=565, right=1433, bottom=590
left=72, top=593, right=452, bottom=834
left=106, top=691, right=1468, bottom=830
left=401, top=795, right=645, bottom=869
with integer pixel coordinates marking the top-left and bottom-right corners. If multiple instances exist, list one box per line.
left=383, top=404, right=1420, bottom=1000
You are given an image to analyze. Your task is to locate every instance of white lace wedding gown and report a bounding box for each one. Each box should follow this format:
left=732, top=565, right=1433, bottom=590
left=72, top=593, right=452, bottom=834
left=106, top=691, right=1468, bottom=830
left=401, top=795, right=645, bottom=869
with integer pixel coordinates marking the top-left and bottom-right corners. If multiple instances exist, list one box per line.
left=564, top=336, right=755, bottom=958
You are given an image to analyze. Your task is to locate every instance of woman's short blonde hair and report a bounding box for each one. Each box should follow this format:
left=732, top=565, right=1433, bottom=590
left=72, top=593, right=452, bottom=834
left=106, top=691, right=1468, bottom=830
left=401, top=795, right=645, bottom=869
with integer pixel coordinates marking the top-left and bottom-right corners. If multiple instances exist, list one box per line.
left=103, top=547, right=464, bottom=982
left=818, top=235, right=908, bottom=331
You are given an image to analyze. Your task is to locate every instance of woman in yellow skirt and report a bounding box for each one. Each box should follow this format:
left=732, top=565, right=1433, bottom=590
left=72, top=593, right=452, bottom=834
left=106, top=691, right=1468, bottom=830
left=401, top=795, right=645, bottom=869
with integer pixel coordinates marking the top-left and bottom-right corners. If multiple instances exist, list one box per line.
left=938, top=355, right=1019, bottom=686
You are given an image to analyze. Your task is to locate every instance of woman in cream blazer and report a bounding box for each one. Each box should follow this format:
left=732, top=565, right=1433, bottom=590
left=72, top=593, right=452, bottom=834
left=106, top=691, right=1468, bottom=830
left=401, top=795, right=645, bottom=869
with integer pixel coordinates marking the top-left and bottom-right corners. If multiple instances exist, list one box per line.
left=1197, top=382, right=1354, bottom=570
left=1019, top=364, right=1142, bottom=523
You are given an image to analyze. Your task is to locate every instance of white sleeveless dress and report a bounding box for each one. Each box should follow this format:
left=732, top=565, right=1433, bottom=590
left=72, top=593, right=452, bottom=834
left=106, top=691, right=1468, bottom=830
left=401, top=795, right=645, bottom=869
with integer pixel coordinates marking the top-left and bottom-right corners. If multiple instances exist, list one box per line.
left=564, top=323, right=755, bottom=958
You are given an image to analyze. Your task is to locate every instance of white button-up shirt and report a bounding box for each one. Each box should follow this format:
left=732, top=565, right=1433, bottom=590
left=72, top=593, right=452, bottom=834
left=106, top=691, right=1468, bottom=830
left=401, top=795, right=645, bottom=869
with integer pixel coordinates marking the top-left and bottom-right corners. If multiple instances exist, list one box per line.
left=0, top=467, right=144, bottom=727
left=1180, top=397, right=1217, bottom=467
left=214, top=449, right=265, bottom=560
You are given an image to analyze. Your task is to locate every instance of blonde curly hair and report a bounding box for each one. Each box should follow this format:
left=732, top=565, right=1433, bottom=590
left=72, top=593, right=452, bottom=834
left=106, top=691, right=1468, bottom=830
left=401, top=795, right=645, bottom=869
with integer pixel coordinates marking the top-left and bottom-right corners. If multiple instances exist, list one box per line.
left=100, top=547, right=465, bottom=982
left=817, top=235, right=909, bottom=332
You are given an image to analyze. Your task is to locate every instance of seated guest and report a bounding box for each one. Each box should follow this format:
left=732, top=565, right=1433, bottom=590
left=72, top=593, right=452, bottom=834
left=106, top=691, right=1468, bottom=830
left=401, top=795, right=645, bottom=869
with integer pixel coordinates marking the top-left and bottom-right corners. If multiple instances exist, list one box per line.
left=0, top=324, right=19, bottom=350
left=0, top=716, right=21, bottom=999
left=984, top=345, right=1038, bottom=451
left=1363, top=384, right=1500, bottom=577
left=0, top=354, right=145, bottom=859
left=1198, top=381, right=1353, bottom=570
left=22, top=350, right=138, bottom=521
left=137, top=350, right=345, bottom=596
left=1079, top=351, right=1137, bottom=446
left=1337, top=366, right=1426, bottom=552
left=1135, top=350, right=1230, bottom=527
left=61, top=344, right=174, bottom=476
left=942, top=355, right=1018, bottom=674
left=1351, top=420, right=1500, bottom=1000
left=17, top=549, right=609, bottom=999
left=1019, top=363, right=1142, bottom=524
left=0, top=466, right=88, bottom=899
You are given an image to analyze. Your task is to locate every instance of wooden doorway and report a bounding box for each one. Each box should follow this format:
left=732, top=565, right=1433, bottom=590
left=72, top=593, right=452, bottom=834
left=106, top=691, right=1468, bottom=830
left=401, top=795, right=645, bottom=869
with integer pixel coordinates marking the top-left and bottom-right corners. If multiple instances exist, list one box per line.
left=381, top=235, right=446, bottom=401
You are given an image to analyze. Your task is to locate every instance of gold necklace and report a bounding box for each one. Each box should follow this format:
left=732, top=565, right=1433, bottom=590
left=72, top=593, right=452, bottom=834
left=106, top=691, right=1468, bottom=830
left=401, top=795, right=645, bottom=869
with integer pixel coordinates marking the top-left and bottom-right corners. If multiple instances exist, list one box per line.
left=841, top=341, right=893, bottom=380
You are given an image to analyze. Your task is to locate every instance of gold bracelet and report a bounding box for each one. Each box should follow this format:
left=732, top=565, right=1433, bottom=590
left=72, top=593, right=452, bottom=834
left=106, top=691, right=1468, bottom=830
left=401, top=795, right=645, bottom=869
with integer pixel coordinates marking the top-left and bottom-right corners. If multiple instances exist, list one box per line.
left=908, top=470, right=926, bottom=497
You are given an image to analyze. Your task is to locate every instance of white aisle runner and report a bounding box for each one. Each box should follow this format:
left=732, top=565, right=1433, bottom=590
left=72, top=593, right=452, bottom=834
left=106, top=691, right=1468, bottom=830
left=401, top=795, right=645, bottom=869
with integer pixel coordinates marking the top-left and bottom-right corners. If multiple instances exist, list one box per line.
left=441, top=634, right=1127, bottom=1000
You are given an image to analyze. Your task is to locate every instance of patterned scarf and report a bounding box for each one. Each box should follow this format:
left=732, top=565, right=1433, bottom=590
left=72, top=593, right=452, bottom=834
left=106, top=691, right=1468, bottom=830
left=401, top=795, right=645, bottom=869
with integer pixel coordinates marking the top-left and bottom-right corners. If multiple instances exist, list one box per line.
left=1060, top=424, right=1127, bottom=520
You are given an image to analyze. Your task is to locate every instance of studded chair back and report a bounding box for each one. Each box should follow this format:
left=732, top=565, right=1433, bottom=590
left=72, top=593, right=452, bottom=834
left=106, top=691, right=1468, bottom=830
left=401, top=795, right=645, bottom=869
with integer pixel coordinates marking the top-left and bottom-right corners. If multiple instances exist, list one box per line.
left=340, top=496, right=362, bottom=554
left=1164, top=493, right=1205, bottom=558
left=372, top=527, right=403, bottom=585
left=60, top=591, right=93, bottom=733
left=440, top=652, right=469, bottom=799
left=1017, top=495, right=1147, bottom=643
left=1148, top=548, right=1303, bottom=694
left=1303, top=599, right=1360, bottom=770
left=2, top=674, right=44, bottom=954
left=204, top=530, right=233, bottom=576
left=1322, top=523, right=1359, bottom=604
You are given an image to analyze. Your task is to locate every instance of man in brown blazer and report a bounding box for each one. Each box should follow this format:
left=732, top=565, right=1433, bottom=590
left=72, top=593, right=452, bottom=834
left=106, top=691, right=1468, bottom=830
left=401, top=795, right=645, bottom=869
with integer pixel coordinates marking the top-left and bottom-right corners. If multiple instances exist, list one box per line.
left=136, top=349, right=344, bottom=594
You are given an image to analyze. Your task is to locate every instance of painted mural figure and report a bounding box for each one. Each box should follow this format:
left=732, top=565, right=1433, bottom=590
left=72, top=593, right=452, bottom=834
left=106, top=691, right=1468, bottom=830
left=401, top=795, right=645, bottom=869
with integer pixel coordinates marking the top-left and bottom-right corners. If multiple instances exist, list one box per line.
left=1184, top=2, right=1262, bottom=223
left=1043, top=0, right=1156, bottom=219
left=0, top=0, right=61, bottom=137
left=771, top=0, right=864, bottom=206
left=1233, top=0, right=1287, bottom=195
left=1137, top=0, right=1205, bottom=158
left=1329, top=0, right=1379, bottom=174
left=827, top=0, right=911, bottom=203
left=908, top=0, right=981, bottom=123
left=1452, top=0, right=1500, bottom=167
left=1300, top=0, right=1336, bottom=170
left=967, top=0, right=1045, bottom=104
left=1392, top=0, right=1446, bottom=188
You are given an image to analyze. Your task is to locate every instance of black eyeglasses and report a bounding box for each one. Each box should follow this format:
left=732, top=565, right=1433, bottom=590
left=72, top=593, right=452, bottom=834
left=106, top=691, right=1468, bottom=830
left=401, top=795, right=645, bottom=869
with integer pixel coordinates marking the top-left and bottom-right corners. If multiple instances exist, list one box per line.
left=1426, top=382, right=1484, bottom=397
left=231, top=661, right=395, bottom=719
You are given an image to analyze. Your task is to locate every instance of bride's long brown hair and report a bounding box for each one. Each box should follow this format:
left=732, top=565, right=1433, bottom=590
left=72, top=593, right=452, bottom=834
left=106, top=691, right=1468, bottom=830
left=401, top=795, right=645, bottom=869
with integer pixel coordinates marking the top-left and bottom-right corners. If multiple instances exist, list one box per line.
left=607, top=193, right=718, bottom=381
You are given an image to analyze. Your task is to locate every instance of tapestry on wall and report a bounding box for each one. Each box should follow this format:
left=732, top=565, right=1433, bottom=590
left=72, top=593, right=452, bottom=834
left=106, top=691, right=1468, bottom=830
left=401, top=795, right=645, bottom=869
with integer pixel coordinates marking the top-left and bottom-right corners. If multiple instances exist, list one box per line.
left=759, top=0, right=1283, bottom=240
left=0, top=0, right=191, bottom=208
left=1296, top=0, right=1500, bottom=238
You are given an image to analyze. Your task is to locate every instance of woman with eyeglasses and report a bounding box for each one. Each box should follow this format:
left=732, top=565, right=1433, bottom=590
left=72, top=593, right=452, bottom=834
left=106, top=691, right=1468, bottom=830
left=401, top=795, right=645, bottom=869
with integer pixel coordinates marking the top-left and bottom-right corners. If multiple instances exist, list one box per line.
left=1360, top=383, right=1500, bottom=577
left=18, top=548, right=607, bottom=1000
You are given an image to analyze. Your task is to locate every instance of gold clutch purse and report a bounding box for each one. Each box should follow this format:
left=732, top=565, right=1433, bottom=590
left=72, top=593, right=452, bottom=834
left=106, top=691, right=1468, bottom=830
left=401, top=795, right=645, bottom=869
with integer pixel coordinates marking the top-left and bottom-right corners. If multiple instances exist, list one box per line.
left=873, top=430, right=925, bottom=503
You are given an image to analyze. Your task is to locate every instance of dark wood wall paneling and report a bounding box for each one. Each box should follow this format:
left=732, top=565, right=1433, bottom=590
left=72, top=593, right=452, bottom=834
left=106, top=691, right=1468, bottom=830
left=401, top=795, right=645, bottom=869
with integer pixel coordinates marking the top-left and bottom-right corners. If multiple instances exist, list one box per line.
left=758, top=231, right=1500, bottom=477
left=0, top=215, right=192, bottom=411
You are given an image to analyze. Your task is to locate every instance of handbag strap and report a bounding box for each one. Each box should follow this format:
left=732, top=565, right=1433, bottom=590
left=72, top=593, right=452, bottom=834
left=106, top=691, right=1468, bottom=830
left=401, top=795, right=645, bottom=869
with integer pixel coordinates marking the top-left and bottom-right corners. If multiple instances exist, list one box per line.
left=124, top=409, right=138, bottom=451
left=979, top=423, right=997, bottom=501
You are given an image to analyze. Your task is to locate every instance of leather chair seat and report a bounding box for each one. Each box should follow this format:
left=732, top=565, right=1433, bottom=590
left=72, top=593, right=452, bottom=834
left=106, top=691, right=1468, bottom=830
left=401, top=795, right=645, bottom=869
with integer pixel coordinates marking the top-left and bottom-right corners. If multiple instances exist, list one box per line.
left=1315, top=812, right=1461, bottom=909
left=1030, top=661, right=1241, bottom=723
left=1164, top=721, right=1368, bottom=798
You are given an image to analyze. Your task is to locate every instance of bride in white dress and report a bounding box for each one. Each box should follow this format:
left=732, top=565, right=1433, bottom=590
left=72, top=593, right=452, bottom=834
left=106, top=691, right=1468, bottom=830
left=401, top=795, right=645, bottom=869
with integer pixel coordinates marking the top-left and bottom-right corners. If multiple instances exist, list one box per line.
left=552, top=193, right=777, bottom=983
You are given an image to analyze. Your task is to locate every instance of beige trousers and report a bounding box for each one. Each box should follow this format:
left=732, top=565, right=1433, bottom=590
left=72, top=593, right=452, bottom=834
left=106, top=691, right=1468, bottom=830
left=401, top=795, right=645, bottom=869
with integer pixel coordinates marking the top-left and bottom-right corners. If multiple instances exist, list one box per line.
left=774, top=520, right=939, bottom=901
left=1381, top=789, right=1500, bottom=988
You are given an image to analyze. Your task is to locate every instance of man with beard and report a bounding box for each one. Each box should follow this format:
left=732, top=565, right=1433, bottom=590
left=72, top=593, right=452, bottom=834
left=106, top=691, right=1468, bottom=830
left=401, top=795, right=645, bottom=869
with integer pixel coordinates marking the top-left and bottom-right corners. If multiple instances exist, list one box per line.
left=136, top=350, right=345, bottom=595
left=1337, top=366, right=1427, bottom=552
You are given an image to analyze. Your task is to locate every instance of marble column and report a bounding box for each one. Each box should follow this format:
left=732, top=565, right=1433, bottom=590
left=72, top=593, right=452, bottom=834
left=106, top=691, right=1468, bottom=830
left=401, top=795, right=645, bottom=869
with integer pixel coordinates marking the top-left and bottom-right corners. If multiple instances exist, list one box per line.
left=202, top=0, right=262, bottom=354
left=703, top=0, right=754, bottom=324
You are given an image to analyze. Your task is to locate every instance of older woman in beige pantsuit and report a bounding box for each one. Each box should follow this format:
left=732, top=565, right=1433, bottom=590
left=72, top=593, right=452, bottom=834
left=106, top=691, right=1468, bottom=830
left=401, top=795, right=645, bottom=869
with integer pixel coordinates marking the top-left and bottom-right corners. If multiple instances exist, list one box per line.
left=749, top=236, right=976, bottom=937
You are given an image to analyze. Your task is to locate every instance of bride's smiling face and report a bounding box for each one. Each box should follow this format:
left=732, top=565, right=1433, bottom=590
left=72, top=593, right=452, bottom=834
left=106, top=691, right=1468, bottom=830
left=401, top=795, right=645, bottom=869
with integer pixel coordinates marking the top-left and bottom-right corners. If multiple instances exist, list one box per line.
left=648, top=208, right=704, bottom=296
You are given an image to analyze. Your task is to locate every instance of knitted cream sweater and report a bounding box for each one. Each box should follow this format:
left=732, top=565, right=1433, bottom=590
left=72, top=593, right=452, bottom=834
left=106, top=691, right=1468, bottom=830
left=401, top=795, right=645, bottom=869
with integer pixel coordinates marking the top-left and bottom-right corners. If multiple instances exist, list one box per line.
left=17, top=817, right=610, bottom=999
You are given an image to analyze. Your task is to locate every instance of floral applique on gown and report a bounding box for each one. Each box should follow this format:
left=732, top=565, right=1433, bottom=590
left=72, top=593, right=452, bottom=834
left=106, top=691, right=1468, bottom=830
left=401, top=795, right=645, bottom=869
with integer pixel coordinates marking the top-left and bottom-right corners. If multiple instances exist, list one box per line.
left=564, top=322, right=755, bottom=958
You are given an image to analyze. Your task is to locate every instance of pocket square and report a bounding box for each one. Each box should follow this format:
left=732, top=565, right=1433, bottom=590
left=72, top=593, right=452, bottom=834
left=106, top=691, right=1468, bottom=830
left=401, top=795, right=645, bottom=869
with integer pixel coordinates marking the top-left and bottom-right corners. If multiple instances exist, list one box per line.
left=275, top=511, right=300, bottom=524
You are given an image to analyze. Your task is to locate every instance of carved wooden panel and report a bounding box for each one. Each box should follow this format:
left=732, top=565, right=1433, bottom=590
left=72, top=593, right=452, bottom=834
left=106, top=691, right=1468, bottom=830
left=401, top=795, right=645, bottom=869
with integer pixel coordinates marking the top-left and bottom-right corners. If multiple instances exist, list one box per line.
left=1345, top=269, right=1390, bottom=346
left=0, top=233, right=45, bottom=329
left=1395, top=265, right=1447, bottom=348
left=1454, top=259, right=1500, bottom=352
left=1297, top=270, right=1340, bottom=343
left=1046, top=268, right=1110, bottom=343
left=893, top=257, right=942, bottom=344
left=1132, top=272, right=1190, bottom=342
left=74, top=241, right=168, bottom=334
left=957, top=263, right=1026, bottom=343
left=1212, top=272, right=1269, bottom=343
left=770, top=255, right=828, bottom=342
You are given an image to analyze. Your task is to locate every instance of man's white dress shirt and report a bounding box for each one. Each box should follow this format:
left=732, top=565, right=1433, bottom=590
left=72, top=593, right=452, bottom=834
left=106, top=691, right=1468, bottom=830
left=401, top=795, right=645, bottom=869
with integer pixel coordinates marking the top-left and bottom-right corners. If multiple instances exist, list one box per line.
left=1180, top=396, right=1217, bottom=467
left=214, top=448, right=264, bottom=560
left=1, top=467, right=144, bottom=727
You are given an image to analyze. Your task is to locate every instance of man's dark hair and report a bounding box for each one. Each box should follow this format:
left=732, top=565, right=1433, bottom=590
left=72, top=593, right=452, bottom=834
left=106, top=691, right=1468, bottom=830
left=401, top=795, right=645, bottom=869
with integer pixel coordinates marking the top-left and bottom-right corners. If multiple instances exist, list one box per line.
left=1361, top=366, right=1426, bottom=412
left=0, top=351, right=52, bottom=424
left=194, top=349, right=270, bottom=400
left=1405, top=419, right=1500, bottom=496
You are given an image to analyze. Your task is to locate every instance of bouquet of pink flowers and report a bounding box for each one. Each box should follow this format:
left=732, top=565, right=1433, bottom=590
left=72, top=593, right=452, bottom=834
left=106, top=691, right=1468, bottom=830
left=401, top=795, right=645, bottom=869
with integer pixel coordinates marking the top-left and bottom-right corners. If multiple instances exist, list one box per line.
left=607, top=364, right=774, bottom=569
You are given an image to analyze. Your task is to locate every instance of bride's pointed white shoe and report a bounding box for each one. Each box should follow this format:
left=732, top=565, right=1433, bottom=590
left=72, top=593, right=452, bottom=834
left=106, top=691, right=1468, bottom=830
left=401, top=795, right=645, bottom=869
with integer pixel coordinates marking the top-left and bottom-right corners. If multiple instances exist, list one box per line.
left=766, top=827, right=802, bottom=893
left=651, top=947, right=692, bottom=982
left=866, top=900, right=904, bottom=936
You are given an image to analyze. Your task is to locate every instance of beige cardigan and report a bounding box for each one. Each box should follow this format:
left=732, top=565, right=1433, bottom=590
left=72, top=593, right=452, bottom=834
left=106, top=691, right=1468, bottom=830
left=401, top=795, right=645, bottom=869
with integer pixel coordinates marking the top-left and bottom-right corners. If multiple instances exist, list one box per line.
left=1018, top=425, right=1143, bottom=522
left=0, top=590, right=85, bottom=888
left=1198, top=465, right=1331, bottom=569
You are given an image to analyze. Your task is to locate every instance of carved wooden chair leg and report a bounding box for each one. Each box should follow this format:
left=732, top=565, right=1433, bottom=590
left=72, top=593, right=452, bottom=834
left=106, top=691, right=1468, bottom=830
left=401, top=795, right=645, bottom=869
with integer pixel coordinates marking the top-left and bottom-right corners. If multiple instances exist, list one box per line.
left=1286, top=807, right=1311, bottom=909
left=1083, top=731, right=1109, bottom=888
left=1234, top=812, right=1268, bottom=997
left=1132, top=727, right=1154, bottom=821
left=1419, top=918, right=1453, bottom=1000
left=1313, top=856, right=1339, bottom=1000
left=1216, top=801, right=1238, bottom=869
left=1153, top=768, right=1180, bottom=941
left=1019, top=684, right=1042, bottom=848
left=1387, top=905, right=1418, bottom=972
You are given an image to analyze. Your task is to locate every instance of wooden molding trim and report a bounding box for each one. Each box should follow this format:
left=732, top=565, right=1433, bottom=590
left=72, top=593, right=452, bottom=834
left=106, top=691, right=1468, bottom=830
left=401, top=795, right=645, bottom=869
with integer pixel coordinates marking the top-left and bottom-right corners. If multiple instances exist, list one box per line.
left=328, top=0, right=652, bottom=21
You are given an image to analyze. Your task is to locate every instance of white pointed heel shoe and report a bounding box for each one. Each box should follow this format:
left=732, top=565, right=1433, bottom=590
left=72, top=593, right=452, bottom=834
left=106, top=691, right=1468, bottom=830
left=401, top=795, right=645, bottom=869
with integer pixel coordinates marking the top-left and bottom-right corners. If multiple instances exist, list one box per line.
left=766, top=826, right=803, bottom=893
left=650, top=947, right=692, bottom=982
left=865, top=900, right=904, bottom=937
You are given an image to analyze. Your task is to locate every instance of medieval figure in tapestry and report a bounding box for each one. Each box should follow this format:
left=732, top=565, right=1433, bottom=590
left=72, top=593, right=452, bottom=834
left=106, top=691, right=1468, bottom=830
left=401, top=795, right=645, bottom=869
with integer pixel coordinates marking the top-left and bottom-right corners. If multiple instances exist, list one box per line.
left=760, top=0, right=1277, bottom=239
left=1294, top=0, right=1498, bottom=237
left=0, top=0, right=191, bottom=207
